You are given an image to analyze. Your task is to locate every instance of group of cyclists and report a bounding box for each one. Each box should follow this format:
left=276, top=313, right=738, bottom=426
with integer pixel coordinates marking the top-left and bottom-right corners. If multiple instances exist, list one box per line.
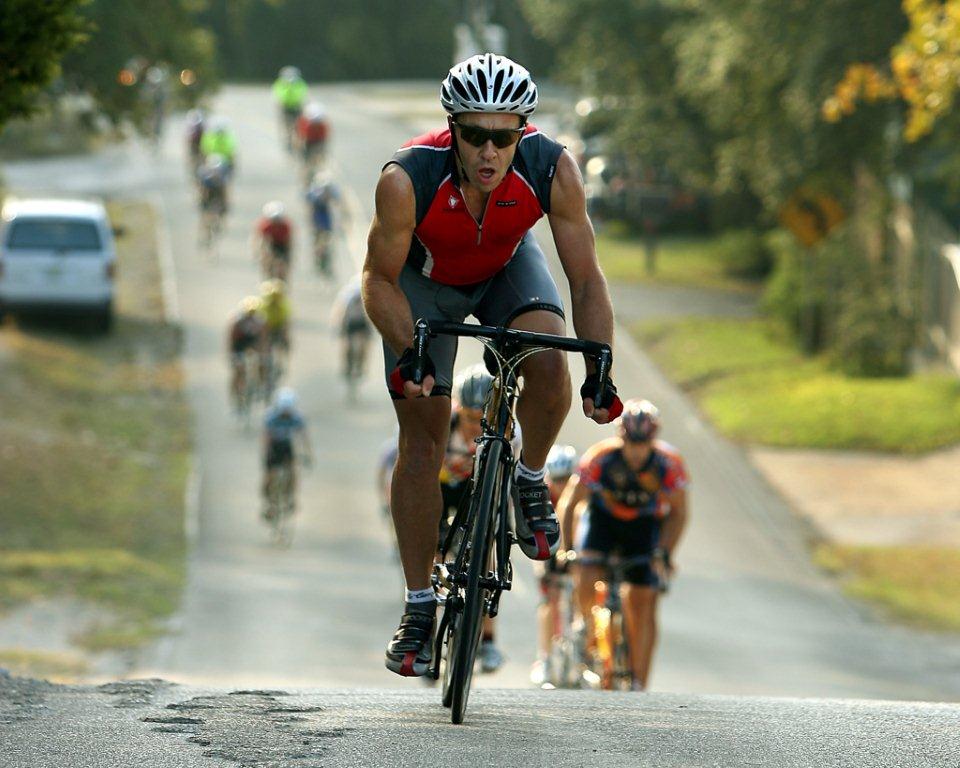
left=189, top=65, right=370, bottom=532
left=362, top=53, right=691, bottom=694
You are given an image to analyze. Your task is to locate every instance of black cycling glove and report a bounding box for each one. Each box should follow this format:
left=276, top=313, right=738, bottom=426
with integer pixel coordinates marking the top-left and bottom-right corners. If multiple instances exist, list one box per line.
left=389, top=347, right=436, bottom=396
left=580, top=373, right=623, bottom=419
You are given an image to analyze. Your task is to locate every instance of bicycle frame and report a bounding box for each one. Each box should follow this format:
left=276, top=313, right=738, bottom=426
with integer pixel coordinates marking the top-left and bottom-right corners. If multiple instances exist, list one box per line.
left=414, top=318, right=613, bottom=723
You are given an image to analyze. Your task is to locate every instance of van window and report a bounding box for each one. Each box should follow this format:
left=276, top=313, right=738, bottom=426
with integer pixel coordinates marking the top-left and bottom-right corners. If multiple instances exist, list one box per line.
left=6, top=218, right=103, bottom=252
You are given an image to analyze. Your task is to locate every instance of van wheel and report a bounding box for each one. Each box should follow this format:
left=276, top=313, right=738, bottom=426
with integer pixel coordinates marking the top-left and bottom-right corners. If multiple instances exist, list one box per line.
left=94, top=308, right=113, bottom=334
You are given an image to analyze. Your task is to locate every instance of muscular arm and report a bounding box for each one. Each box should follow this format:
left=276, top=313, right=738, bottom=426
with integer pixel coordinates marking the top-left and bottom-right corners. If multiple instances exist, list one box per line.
left=548, top=150, right=617, bottom=419
left=557, top=474, right=590, bottom=551
left=658, top=488, right=688, bottom=559
left=362, top=164, right=434, bottom=396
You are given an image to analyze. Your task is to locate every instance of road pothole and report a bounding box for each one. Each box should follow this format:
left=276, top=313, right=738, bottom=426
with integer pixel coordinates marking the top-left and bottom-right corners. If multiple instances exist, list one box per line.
left=143, top=690, right=349, bottom=766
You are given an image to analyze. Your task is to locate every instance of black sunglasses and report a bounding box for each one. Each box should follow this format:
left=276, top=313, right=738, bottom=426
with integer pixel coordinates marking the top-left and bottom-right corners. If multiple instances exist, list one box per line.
left=453, top=121, right=525, bottom=149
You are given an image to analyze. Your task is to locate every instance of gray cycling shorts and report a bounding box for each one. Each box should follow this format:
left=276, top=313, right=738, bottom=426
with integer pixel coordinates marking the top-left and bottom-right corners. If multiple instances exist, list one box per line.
left=383, top=231, right=565, bottom=398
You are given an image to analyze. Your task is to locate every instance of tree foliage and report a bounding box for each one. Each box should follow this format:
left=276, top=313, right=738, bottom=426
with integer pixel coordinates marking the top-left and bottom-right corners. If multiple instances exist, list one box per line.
left=521, top=0, right=954, bottom=374
left=0, top=0, right=88, bottom=127
left=61, top=0, right=217, bottom=124
left=200, top=0, right=552, bottom=83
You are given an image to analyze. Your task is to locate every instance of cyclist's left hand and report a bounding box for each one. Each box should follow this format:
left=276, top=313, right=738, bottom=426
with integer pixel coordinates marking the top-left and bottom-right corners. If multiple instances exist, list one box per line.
left=580, top=373, right=623, bottom=424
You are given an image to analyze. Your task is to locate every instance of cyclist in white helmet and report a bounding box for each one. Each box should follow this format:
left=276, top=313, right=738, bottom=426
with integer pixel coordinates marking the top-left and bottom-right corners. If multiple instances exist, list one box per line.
left=262, top=386, right=313, bottom=518
left=530, top=443, right=580, bottom=687
left=366, top=53, right=622, bottom=679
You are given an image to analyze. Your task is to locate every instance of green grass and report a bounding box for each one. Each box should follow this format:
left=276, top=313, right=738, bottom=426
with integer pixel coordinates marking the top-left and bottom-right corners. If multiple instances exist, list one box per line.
left=0, top=201, right=191, bottom=651
left=596, top=226, right=760, bottom=293
left=633, top=317, right=960, bottom=453
left=0, top=649, right=90, bottom=680
left=816, top=545, right=960, bottom=631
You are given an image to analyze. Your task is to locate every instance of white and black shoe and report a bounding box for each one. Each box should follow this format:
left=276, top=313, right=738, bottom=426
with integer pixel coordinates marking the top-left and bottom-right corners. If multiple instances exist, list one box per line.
left=384, top=610, right=435, bottom=677
left=513, top=477, right=561, bottom=561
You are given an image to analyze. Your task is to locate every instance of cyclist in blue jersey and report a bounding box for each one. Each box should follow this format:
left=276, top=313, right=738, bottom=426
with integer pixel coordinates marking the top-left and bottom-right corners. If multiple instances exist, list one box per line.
left=305, top=171, right=347, bottom=274
left=262, top=387, right=313, bottom=518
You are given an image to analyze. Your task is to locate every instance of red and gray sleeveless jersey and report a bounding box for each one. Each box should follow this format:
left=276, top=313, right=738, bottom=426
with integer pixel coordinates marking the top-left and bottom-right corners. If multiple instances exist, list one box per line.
left=385, top=125, right=564, bottom=286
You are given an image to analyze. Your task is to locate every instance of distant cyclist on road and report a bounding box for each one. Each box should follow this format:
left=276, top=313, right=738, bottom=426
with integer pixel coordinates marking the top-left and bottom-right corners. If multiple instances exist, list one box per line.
left=200, top=117, right=238, bottom=176
left=330, top=274, right=371, bottom=385
left=363, top=53, right=622, bottom=678
left=273, top=66, right=308, bottom=151
left=262, top=387, right=313, bottom=518
left=305, top=170, right=346, bottom=275
left=259, top=278, right=292, bottom=355
left=295, top=102, right=329, bottom=178
left=197, top=154, right=230, bottom=214
left=558, top=399, right=689, bottom=691
left=227, top=296, right=266, bottom=408
left=255, top=202, right=293, bottom=280
left=530, top=443, right=579, bottom=686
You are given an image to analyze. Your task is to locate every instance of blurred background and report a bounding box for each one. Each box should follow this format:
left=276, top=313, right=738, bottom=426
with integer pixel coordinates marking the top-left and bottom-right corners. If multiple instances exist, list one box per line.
left=2, top=0, right=960, bottom=700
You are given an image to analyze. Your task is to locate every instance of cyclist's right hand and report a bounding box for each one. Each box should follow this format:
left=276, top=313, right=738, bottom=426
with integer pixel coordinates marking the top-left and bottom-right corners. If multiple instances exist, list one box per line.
left=389, top=347, right=436, bottom=398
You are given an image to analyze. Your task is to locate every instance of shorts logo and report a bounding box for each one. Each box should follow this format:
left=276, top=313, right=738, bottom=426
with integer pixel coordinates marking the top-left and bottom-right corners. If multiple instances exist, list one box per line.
left=448, top=195, right=459, bottom=208
left=496, top=199, right=518, bottom=207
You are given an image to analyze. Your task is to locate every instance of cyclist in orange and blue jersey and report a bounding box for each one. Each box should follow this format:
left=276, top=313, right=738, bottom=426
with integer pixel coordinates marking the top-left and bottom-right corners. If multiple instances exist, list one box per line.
left=557, top=399, right=689, bottom=691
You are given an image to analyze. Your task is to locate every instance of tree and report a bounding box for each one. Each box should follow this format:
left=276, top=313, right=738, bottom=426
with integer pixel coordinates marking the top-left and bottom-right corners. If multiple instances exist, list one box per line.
left=0, top=0, right=88, bottom=128
left=61, top=0, right=217, bottom=125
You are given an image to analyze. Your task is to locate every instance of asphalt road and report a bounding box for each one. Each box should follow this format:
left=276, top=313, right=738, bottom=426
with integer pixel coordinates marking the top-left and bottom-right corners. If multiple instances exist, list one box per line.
left=4, top=84, right=960, bottom=704
left=1, top=675, right=957, bottom=768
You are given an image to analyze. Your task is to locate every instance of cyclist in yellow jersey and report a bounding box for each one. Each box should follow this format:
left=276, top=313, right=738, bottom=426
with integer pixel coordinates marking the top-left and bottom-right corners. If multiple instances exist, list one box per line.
left=258, top=279, right=292, bottom=351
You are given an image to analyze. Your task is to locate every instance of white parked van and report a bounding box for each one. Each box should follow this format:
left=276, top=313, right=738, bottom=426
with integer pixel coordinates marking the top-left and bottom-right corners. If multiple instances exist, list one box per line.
left=0, top=198, right=116, bottom=331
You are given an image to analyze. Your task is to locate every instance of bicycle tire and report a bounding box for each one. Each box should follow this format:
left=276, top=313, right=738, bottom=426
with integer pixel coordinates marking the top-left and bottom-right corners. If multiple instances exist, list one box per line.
left=448, top=439, right=502, bottom=724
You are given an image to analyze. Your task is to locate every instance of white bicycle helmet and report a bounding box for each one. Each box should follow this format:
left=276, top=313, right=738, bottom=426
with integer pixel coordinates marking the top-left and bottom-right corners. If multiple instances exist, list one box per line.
left=303, top=102, right=326, bottom=121
left=440, top=53, right=538, bottom=118
left=274, top=386, right=297, bottom=410
left=280, top=65, right=301, bottom=80
left=546, top=444, right=579, bottom=480
left=453, top=363, right=494, bottom=411
left=262, top=201, right=285, bottom=220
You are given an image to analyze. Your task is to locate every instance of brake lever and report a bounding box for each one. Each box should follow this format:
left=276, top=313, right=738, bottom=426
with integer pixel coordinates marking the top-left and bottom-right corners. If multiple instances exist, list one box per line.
left=412, top=318, right=431, bottom=385
left=594, top=345, right=613, bottom=409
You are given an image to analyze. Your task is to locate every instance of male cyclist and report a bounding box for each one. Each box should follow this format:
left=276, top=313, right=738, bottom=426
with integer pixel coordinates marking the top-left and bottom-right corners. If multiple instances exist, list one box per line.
left=331, top=274, right=371, bottom=383
left=364, top=53, right=622, bottom=678
left=200, top=117, right=237, bottom=175
left=255, top=202, right=293, bottom=280
left=262, top=387, right=313, bottom=517
left=295, top=102, right=329, bottom=173
left=273, top=66, right=308, bottom=150
left=530, top=443, right=579, bottom=686
left=558, top=399, right=689, bottom=691
left=305, top=171, right=346, bottom=274
left=227, top=296, right=266, bottom=408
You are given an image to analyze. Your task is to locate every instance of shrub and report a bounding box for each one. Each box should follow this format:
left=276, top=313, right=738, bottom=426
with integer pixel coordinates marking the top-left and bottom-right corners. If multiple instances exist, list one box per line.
left=715, top=228, right=774, bottom=280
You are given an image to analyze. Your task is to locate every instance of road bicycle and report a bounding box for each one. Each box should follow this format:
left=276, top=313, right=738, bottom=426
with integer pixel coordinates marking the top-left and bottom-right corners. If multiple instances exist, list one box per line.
left=234, top=347, right=262, bottom=424
left=540, top=562, right=585, bottom=690
left=199, top=195, right=226, bottom=261
left=409, top=318, right=612, bottom=725
left=342, top=324, right=370, bottom=402
left=264, top=461, right=295, bottom=547
left=312, top=228, right=334, bottom=277
left=581, top=553, right=667, bottom=691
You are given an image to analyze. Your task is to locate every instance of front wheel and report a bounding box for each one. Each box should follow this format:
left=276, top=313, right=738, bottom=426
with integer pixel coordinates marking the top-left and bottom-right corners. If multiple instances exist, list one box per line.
left=447, top=440, right=502, bottom=724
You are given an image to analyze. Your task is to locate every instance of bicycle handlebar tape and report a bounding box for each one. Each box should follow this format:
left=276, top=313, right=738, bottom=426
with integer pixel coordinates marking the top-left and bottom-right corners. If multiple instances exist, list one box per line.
left=389, top=347, right=436, bottom=398
left=580, top=373, right=623, bottom=419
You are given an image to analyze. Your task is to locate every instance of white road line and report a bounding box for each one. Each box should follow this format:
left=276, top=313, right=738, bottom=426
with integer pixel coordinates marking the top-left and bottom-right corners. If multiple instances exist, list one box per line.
left=151, top=193, right=181, bottom=324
